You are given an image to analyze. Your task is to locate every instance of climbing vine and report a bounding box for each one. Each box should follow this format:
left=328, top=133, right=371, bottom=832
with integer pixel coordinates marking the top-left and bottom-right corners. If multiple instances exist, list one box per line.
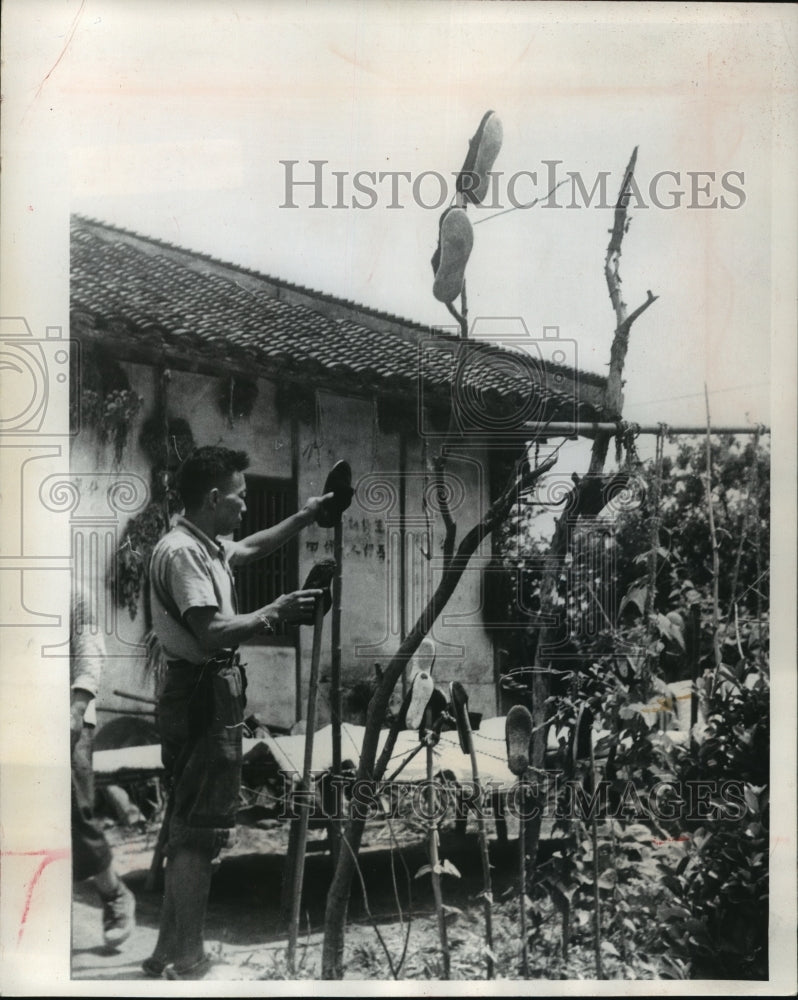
left=73, top=343, right=143, bottom=464
left=115, top=370, right=196, bottom=621
left=217, top=374, right=259, bottom=424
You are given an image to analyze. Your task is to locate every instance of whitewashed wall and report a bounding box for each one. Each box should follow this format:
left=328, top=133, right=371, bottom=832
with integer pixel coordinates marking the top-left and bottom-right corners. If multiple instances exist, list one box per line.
left=68, top=359, right=498, bottom=735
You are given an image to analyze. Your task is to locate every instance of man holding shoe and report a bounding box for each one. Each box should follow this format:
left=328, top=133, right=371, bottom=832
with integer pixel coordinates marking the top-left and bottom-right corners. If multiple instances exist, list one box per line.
left=145, top=445, right=332, bottom=979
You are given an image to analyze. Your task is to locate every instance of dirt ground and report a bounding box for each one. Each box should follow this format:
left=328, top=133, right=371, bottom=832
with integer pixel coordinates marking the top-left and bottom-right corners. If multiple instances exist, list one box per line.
left=72, top=808, right=541, bottom=982
left=72, top=803, right=664, bottom=982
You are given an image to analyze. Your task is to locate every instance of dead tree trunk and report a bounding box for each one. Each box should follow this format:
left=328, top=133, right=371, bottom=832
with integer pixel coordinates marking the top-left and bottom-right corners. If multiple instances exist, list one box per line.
left=321, top=453, right=557, bottom=979
left=526, top=146, right=657, bottom=884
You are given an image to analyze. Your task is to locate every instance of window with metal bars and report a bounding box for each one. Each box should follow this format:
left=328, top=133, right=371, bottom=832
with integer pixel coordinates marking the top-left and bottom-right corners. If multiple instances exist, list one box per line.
left=235, top=474, right=297, bottom=645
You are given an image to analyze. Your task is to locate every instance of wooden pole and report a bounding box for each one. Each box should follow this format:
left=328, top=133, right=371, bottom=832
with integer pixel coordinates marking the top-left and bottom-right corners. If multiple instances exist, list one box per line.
left=287, top=598, right=326, bottom=972
left=331, top=521, right=343, bottom=775
left=704, top=387, right=723, bottom=692
left=518, top=776, right=529, bottom=978
left=461, top=714, right=494, bottom=978
left=519, top=421, right=769, bottom=438
left=426, top=736, right=450, bottom=979
left=589, top=737, right=604, bottom=979
left=689, top=601, right=701, bottom=730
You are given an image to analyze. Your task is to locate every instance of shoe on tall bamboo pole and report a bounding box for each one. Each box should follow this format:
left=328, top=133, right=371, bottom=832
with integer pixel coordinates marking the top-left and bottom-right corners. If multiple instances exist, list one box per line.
left=455, top=110, right=503, bottom=206
left=431, top=207, right=473, bottom=304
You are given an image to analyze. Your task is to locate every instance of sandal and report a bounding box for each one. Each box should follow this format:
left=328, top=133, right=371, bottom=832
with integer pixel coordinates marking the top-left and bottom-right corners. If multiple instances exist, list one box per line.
left=302, top=558, right=336, bottom=614
left=449, top=680, right=471, bottom=755
left=405, top=670, right=434, bottom=730
left=505, top=704, right=533, bottom=776
left=316, top=460, right=355, bottom=528
left=431, top=207, right=473, bottom=304
left=456, top=110, right=503, bottom=206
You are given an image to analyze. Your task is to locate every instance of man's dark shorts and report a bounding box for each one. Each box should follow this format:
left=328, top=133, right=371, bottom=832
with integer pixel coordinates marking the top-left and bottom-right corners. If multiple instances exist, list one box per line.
left=158, top=656, right=247, bottom=857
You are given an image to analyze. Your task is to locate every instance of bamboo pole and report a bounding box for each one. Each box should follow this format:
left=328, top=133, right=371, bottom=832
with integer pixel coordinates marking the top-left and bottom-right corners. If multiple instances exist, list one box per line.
left=519, top=421, right=769, bottom=438
left=704, top=387, right=723, bottom=691
left=287, top=598, right=326, bottom=972
left=330, top=520, right=343, bottom=864
left=589, top=737, right=604, bottom=979
left=518, top=777, right=530, bottom=978
left=426, top=737, right=450, bottom=979
left=464, top=722, right=495, bottom=979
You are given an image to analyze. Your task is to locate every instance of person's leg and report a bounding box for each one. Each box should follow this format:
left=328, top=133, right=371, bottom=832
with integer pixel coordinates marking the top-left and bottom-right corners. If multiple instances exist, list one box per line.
left=147, top=863, right=177, bottom=969
left=93, top=863, right=121, bottom=897
left=167, top=843, right=215, bottom=971
left=71, top=726, right=114, bottom=883
left=72, top=724, right=136, bottom=947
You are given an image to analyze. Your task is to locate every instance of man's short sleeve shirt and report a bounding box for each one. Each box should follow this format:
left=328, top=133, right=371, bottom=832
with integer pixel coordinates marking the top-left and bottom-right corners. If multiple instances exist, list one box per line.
left=150, top=516, right=238, bottom=665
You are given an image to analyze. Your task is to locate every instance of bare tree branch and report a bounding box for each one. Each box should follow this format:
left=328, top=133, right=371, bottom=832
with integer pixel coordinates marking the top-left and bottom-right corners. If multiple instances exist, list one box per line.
left=591, top=147, right=657, bottom=472
left=705, top=386, right=723, bottom=689
left=433, top=455, right=457, bottom=568
left=321, top=450, right=557, bottom=979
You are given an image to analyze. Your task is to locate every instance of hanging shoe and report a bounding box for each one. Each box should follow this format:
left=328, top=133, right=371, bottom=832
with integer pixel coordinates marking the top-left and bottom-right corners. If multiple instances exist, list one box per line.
left=449, top=681, right=471, bottom=755
left=302, top=558, right=336, bottom=614
left=101, top=880, right=136, bottom=948
left=404, top=670, right=434, bottom=730
left=505, top=704, right=533, bottom=777
left=456, top=110, right=503, bottom=206
left=431, top=207, right=473, bottom=304
left=316, top=460, right=354, bottom=528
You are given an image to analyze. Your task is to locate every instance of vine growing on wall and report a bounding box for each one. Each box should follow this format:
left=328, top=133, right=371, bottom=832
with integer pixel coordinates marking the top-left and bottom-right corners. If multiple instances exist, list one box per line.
left=74, top=343, right=143, bottom=464
left=114, top=369, right=196, bottom=621
left=217, top=374, right=259, bottom=425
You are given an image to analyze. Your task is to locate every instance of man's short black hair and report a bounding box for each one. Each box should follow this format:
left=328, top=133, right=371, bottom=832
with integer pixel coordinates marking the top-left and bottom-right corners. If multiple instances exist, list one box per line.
left=175, top=446, right=250, bottom=511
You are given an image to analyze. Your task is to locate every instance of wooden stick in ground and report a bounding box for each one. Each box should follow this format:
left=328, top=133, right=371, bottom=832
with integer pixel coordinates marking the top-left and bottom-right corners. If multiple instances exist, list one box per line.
left=589, top=736, right=604, bottom=979
left=426, top=734, right=450, bottom=979
left=330, top=518, right=344, bottom=864
left=704, top=386, right=723, bottom=691
left=518, top=774, right=530, bottom=979
left=287, top=597, right=327, bottom=972
left=458, top=706, right=494, bottom=978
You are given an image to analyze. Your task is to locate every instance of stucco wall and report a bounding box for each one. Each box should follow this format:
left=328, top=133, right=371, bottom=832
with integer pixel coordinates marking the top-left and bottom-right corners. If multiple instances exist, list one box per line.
left=68, top=357, right=498, bottom=736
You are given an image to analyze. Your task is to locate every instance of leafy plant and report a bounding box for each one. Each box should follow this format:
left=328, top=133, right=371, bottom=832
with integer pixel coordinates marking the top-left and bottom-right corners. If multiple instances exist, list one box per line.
left=115, top=501, right=169, bottom=620
left=74, top=344, right=143, bottom=463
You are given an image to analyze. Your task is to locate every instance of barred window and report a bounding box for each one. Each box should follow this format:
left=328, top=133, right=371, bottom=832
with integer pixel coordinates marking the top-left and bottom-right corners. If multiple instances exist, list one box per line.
left=235, top=475, right=297, bottom=645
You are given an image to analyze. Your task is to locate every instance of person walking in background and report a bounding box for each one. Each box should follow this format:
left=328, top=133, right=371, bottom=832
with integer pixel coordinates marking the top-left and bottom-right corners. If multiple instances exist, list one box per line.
left=71, top=586, right=136, bottom=948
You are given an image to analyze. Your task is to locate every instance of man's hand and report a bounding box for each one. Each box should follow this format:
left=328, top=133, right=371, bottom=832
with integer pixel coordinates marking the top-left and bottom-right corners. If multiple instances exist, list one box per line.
left=265, top=589, right=324, bottom=627
left=301, top=493, right=335, bottom=526
left=70, top=690, right=92, bottom=750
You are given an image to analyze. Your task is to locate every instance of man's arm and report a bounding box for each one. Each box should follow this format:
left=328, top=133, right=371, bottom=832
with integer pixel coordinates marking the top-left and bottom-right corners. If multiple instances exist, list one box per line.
left=228, top=494, right=333, bottom=567
left=184, top=588, right=322, bottom=653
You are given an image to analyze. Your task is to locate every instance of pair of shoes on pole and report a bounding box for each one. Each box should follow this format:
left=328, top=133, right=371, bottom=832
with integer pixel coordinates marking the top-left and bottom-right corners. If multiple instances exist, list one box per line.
left=431, top=110, right=503, bottom=304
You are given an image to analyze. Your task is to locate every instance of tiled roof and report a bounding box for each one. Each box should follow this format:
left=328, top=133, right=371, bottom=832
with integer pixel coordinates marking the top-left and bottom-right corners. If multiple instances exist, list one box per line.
left=70, top=216, right=606, bottom=422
